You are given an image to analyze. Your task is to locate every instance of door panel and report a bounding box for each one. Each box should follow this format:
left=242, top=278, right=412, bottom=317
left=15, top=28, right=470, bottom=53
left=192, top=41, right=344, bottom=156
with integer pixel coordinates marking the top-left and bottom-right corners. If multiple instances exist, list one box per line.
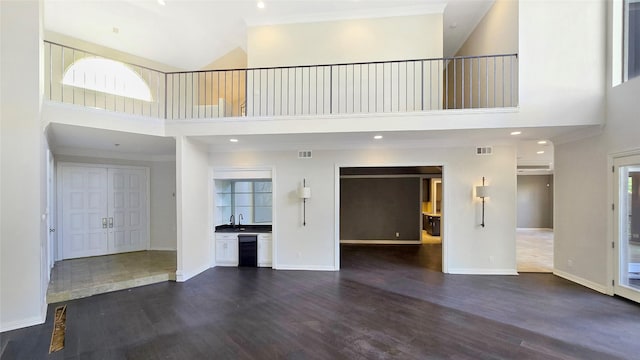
left=61, top=165, right=148, bottom=259
left=108, top=168, right=148, bottom=254
left=614, top=154, right=640, bottom=303
left=62, top=166, right=108, bottom=259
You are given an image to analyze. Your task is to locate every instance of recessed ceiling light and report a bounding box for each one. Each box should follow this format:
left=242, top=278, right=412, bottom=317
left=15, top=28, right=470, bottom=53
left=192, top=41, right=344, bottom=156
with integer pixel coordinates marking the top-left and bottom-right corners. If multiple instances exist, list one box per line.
left=510, top=131, right=522, bottom=136
left=537, top=151, right=545, bottom=154
left=157, top=0, right=166, bottom=6
left=374, top=135, right=383, bottom=140
left=537, top=140, right=547, bottom=145
left=229, top=138, right=238, bottom=143
left=257, top=1, right=265, bottom=9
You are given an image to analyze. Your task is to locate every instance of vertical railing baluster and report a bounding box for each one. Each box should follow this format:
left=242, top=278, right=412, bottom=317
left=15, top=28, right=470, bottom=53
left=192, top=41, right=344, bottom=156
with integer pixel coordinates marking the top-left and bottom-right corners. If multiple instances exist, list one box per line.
left=461, top=58, right=465, bottom=109
left=453, top=58, right=457, bottom=109
left=486, top=57, right=489, bottom=108
left=511, top=55, right=514, bottom=106
left=60, top=45, right=64, bottom=103
left=493, top=57, right=496, bottom=108
left=478, top=57, right=481, bottom=108
left=48, top=43, right=52, bottom=102
left=437, top=60, right=440, bottom=110
left=502, top=56, right=505, bottom=107
left=72, top=49, right=75, bottom=106
left=469, top=58, right=473, bottom=108
left=445, top=60, right=448, bottom=110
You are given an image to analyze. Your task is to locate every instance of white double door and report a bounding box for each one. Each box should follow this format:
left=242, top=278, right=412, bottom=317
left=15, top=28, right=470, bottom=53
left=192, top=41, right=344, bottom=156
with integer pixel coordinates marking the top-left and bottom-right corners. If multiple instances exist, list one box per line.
left=61, top=164, right=149, bottom=259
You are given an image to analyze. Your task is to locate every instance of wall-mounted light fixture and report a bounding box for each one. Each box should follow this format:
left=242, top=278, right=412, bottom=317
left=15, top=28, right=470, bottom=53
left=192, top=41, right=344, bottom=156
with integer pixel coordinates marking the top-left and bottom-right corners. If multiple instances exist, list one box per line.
left=299, top=178, right=311, bottom=226
left=476, top=177, right=489, bottom=228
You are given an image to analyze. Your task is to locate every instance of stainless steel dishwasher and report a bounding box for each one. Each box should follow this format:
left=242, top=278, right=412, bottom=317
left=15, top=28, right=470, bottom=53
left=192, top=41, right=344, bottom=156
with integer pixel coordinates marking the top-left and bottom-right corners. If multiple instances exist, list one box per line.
left=238, top=234, right=257, bottom=267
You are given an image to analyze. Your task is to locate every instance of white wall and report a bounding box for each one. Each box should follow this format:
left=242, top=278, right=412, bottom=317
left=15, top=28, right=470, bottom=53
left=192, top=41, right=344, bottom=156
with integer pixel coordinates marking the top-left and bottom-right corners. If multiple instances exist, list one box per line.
left=176, top=136, right=211, bottom=281
left=247, top=14, right=443, bottom=68
left=518, top=0, right=606, bottom=127
left=210, top=145, right=517, bottom=274
left=150, top=161, right=177, bottom=250
left=453, top=0, right=518, bottom=56
left=448, top=0, right=519, bottom=109
left=54, top=154, right=177, bottom=251
left=552, top=0, right=640, bottom=293
left=554, top=76, right=640, bottom=292
left=0, top=0, right=48, bottom=332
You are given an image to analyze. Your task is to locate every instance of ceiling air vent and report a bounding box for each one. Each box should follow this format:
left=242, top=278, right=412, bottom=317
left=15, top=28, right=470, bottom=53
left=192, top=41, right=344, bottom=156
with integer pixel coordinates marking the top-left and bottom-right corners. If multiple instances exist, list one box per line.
left=298, top=150, right=312, bottom=159
left=476, top=146, right=493, bottom=155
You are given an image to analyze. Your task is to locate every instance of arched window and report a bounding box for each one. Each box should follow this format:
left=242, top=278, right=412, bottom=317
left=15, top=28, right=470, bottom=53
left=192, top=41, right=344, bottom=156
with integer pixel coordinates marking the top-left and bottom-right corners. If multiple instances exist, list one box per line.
left=62, top=58, right=152, bottom=101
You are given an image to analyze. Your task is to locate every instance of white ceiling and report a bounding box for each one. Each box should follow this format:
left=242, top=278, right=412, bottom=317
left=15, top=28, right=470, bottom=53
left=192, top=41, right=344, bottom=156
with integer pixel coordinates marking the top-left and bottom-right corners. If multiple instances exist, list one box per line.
left=44, top=0, right=494, bottom=70
left=48, top=123, right=176, bottom=157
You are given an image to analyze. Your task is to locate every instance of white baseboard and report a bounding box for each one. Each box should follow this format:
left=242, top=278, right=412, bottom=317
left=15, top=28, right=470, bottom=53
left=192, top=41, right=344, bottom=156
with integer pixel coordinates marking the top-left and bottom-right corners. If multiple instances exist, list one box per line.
left=148, top=247, right=177, bottom=251
left=447, top=268, right=519, bottom=275
left=553, top=269, right=609, bottom=294
left=175, top=263, right=210, bottom=282
left=275, top=264, right=337, bottom=271
left=340, top=240, right=421, bottom=245
left=0, top=312, right=46, bottom=333
left=516, top=228, right=553, bottom=231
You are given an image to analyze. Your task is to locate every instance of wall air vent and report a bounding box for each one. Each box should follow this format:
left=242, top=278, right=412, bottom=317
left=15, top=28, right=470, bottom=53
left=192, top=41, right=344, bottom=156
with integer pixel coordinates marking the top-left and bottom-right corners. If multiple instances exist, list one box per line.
left=476, top=146, right=493, bottom=155
left=298, top=150, right=312, bottom=159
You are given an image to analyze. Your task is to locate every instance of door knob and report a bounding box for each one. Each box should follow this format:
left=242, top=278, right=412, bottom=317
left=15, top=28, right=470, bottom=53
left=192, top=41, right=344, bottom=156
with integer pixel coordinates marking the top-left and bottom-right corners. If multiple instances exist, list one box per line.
left=49, top=228, right=56, bottom=233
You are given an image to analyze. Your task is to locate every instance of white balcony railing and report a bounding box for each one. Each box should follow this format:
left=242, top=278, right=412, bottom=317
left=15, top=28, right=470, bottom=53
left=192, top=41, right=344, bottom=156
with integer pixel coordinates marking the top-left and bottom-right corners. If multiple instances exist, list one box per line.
left=45, top=41, right=518, bottom=120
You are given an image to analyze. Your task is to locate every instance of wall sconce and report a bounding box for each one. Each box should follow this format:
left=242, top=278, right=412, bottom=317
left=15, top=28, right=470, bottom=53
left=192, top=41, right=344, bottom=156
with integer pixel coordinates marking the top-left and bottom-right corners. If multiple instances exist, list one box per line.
left=476, top=177, right=489, bottom=228
left=299, top=178, right=311, bottom=226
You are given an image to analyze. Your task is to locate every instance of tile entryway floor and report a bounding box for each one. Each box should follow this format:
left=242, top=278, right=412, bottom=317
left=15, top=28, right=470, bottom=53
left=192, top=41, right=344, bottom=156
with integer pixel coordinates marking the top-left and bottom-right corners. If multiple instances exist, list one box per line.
left=517, top=229, right=553, bottom=273
left=47, top=251, right=176, bottom=303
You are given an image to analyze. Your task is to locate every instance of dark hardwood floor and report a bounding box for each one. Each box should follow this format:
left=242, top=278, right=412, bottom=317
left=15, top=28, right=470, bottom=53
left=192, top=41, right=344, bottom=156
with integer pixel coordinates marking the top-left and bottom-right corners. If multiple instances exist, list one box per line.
left=2, top=244, right=640, bottom=359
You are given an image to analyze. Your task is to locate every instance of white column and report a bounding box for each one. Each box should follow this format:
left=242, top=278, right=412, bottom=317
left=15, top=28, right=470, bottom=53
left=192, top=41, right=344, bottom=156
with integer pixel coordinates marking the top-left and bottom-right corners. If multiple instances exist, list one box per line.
left=0, top=0, right=47, bottom=331
left=175, top=136, right=212, bottom=281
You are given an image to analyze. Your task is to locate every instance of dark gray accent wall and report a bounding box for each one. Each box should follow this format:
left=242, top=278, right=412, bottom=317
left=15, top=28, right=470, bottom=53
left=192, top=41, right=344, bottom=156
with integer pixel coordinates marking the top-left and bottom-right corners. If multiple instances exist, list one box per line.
left=340, top=177, right=420, bottom=240
left=517, top=175, right=553, bottom=228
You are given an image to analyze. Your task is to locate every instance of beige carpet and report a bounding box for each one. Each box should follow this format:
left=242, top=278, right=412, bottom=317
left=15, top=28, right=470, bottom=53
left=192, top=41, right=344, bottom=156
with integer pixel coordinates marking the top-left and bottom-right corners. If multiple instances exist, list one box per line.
left=517, top=229, right=553, bottom=273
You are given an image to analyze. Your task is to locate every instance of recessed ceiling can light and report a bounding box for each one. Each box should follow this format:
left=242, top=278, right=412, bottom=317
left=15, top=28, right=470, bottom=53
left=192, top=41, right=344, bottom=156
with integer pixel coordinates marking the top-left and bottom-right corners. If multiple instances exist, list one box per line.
left=229, top=138, right=239, bottom=143
left=537, top=151, right=545, bottom=154
left=510, top=131, right=522, bottom=136
left=257, top=1, right=265, bottom=9
left=537, top=140, right=547, bottom=145
left=157, top=0, right=166, bottom=6
left=374, top=135, right=383, bottom=140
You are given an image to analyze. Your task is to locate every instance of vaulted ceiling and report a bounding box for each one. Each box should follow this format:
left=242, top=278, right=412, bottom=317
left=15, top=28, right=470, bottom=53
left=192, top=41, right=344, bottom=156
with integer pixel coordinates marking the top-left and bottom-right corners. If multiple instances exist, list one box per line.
left=44, top=0, right=494, bottom=70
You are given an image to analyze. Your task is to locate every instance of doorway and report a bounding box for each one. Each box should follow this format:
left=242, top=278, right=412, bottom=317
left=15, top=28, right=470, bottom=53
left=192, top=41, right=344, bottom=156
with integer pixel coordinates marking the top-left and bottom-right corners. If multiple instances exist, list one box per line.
left=613, top=153, right=640, bottom=302
left=516, top=174, right=554, bottom=272
left=338, top=166, right=443, bottom=272
left=58, top=163, right=149, bottom=259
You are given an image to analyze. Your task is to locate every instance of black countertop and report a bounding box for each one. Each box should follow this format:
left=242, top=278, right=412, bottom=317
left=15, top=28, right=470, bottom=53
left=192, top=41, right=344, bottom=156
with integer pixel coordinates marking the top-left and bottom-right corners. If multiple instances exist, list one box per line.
left=215, top=224, right=272, bottom=233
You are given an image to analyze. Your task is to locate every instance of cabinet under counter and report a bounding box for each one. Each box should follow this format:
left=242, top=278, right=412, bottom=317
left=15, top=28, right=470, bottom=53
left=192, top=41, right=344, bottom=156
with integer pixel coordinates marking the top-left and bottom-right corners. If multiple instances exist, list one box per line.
left=214, top=232, right=272, bottom=268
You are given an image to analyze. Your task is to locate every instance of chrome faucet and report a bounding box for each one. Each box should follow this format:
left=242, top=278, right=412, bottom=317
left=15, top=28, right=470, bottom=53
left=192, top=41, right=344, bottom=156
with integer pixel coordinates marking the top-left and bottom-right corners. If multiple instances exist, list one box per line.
left=229, top=214, right=235, bottom=227
left=238, top=214, right=244, bottom=226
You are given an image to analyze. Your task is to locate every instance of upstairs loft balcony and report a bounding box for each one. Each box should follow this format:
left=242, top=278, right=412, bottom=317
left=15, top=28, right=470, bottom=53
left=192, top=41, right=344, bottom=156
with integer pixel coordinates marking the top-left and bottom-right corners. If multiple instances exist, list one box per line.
left=44, top=41, right=518, bottom=122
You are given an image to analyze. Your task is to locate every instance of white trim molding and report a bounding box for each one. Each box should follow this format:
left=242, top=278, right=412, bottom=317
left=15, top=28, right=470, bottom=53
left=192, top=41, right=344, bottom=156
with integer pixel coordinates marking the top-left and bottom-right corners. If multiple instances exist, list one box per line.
left=448, top=268, right=519, bottom=275
left=175, top=263, right=210, bottom=282
left=0, top=307, right=46, bottom=333
left=275, top=265, right=337, bottom=271
left=553, top=269, right=609, bottom=295
left=340, top=240, right=422, bottom=245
